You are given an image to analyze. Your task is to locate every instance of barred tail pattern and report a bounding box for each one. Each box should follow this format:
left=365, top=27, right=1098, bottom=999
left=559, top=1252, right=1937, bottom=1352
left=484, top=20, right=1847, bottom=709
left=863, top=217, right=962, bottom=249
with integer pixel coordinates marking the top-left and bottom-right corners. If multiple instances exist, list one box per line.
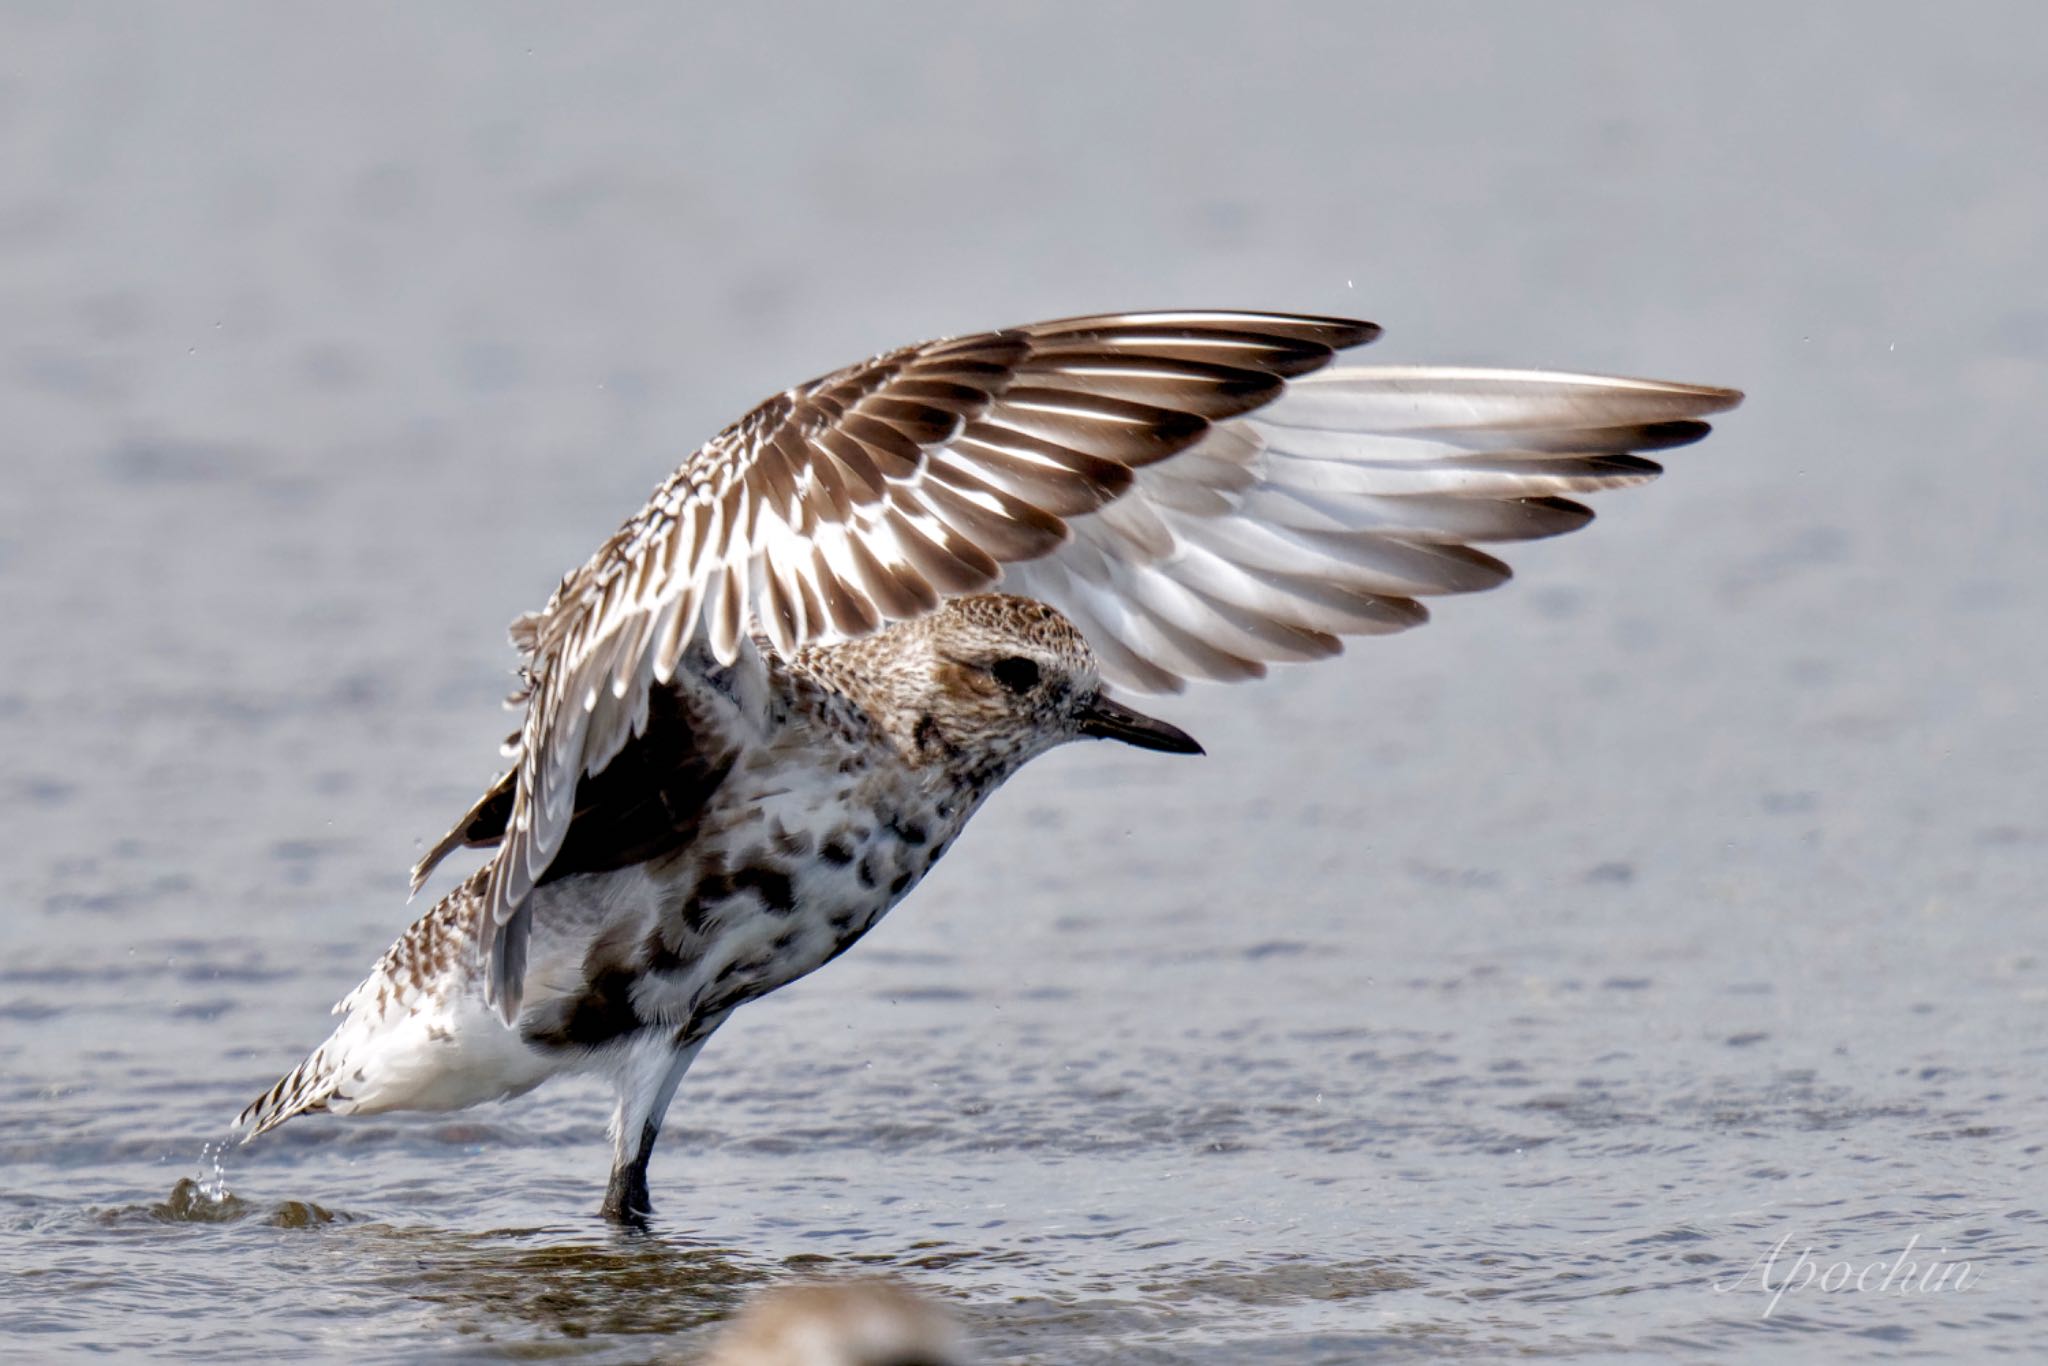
left=236, top=1040, right=343, bottom=1139
left=234, top=869, right=559, bottom=1138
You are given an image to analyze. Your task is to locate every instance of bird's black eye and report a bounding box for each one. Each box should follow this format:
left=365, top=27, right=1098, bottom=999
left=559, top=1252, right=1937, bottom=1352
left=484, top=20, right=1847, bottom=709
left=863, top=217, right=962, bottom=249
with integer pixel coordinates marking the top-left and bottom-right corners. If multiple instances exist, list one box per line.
left=990, top=656, right=1041, bottom=694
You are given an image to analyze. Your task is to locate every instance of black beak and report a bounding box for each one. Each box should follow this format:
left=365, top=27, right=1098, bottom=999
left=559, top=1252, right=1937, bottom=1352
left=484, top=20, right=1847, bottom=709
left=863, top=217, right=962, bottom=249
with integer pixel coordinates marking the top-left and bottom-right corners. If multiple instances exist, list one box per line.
left=1076, top=693, right=1205, bottom=755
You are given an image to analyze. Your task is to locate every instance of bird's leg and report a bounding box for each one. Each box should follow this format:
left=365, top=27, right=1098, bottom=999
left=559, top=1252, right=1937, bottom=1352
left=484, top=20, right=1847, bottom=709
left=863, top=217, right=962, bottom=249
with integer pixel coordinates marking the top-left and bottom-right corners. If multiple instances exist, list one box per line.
left=603, top=1119, right=659, bottom=1225
left=598, top=1027, right=719, bottom=1224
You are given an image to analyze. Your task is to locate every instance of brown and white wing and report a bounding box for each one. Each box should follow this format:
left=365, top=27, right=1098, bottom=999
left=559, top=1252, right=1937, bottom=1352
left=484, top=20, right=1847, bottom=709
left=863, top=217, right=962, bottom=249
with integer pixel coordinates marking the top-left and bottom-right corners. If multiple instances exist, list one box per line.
left=433, top=310, right=1740, bottom=1021
left=998, top=365, right=1743, bottom=691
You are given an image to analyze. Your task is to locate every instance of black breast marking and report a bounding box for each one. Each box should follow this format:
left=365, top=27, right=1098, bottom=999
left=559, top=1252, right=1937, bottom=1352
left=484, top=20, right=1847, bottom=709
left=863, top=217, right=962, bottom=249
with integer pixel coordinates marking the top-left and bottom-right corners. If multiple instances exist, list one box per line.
left=643, top=927, right=689, bottom=974
left=523, top=965, right=641, bottom=1049
left=522, top=922, right=647, bottom=1050
left=731, top=865, right=796, bottom=914
left=684, top=870, right=735, bottom=934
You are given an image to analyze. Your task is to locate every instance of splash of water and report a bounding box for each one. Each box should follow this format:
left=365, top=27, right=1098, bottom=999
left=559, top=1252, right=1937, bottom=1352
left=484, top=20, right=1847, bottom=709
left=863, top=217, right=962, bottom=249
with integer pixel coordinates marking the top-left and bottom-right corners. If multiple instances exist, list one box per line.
left=196, top=1137, right=233, bottom=1205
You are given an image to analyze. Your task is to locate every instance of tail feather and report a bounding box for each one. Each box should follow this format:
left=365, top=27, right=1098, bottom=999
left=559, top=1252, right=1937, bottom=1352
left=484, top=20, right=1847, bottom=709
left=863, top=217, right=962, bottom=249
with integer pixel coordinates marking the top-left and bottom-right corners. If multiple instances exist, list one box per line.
left=236, top=873, right=560, bottom=1139
left=237, top=1041, right=341, bottom=1140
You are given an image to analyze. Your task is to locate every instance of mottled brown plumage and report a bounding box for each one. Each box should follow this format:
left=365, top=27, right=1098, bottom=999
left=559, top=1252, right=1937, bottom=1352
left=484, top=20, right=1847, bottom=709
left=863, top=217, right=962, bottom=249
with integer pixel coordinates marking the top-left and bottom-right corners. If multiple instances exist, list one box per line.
left=238, top=309, right=1739, bottom=1221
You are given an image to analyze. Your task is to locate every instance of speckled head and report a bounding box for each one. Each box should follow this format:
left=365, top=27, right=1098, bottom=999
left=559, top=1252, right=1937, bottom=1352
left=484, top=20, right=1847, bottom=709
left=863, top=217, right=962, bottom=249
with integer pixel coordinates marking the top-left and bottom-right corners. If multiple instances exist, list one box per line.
left=804, top=594, right=1202, bottom=785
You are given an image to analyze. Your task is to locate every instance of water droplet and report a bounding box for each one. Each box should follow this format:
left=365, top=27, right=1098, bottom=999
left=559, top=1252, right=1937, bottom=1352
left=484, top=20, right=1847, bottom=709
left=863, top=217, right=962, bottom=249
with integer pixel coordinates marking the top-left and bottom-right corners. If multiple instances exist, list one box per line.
left=197, top=1138, right=233, bottom=1204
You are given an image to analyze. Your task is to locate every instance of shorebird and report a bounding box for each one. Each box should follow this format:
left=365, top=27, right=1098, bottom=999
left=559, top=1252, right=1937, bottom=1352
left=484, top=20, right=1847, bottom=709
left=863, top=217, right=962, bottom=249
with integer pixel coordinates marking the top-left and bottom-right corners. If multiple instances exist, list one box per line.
left=238, top=310, right=1739, bottom=1220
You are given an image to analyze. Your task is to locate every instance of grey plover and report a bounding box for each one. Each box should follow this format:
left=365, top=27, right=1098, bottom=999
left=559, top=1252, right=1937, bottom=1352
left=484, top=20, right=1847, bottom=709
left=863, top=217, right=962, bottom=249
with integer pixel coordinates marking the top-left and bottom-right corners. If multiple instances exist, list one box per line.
left=238, top=310, right=1739, bottom=1220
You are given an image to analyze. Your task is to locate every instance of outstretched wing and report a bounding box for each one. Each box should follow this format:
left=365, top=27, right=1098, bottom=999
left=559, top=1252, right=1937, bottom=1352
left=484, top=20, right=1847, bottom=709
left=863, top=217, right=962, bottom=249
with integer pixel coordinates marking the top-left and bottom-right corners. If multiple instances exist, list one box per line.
left=428, top=310, right=1739, bottom=1022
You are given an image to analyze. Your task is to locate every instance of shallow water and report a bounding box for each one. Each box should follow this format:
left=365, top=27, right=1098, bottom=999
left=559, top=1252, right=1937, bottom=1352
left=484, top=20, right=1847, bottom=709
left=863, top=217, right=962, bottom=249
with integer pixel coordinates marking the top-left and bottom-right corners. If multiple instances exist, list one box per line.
left=4, top=3, right=2046, bottom=1360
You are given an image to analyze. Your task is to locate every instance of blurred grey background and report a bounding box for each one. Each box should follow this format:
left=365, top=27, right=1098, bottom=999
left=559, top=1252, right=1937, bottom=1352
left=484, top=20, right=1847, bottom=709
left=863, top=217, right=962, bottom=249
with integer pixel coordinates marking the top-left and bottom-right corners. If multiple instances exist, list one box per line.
left=2, top=3, right=2043, bottom=1361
